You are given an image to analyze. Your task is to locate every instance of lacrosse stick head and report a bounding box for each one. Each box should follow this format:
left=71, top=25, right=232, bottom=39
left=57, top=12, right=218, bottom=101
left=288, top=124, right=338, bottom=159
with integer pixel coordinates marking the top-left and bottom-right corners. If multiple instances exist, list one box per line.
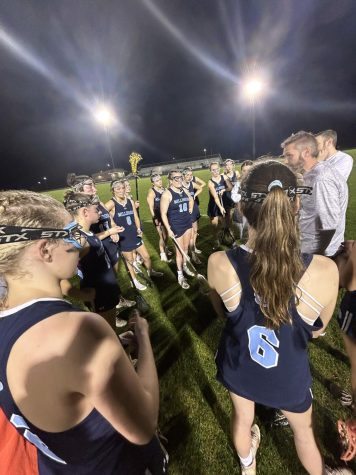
left=338, top=419, right=356, bottom=461
left=129, top=152, right=143, bottom=175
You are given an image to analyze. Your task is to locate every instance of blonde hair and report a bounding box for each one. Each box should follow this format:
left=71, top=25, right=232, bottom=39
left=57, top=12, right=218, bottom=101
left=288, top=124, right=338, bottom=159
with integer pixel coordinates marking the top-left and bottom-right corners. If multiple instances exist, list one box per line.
left=0, top=190, right=67, bottom=308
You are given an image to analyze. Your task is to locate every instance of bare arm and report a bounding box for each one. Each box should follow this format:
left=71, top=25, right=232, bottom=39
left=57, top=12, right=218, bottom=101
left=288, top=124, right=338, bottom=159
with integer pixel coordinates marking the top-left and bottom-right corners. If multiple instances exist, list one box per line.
left=131, top=199, right=142, bottom=235
left=312, top=259, right=339, bottom=337
left=146, top=189, right=155, bottom=218
left=67, top=312, right=159, bottom=445
left=182, top=187, right=194, bottom=214
left=192, top=182, right=203, bottom=200
left=194, top=176, right=206, bottom=188
left=160, top=190, right=174, bottom=237
left=208, top=251, right=241, bottom=318
left=104, top=199, right=115, bottom=219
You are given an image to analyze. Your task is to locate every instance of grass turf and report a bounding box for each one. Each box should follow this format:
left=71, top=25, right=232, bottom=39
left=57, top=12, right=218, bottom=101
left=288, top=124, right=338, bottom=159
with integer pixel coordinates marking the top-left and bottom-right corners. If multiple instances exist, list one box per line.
left=46, top=151, right=356, bottom=474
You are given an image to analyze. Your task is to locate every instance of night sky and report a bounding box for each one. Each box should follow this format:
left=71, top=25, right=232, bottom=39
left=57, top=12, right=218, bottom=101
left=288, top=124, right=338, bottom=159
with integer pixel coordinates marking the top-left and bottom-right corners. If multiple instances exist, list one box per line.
left=0, top=0, right=356, bottom=190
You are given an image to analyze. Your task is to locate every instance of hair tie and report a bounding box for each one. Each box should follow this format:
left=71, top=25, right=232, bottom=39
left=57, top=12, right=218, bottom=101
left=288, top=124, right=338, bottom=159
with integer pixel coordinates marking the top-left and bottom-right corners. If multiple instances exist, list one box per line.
left=267, top=180, right=283, bottom=192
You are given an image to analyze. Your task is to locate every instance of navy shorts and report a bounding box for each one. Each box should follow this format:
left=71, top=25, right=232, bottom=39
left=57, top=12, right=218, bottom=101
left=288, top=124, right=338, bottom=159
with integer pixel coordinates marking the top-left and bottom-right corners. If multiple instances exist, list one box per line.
left=119, top=435, right=168, bottom=474
left=119, top=237, right=143, bottom=253
left=207, top=200, right=223, bottom=218
left=191, top=203, right=200, bottom=224
left=223, top=192, right=234, bottom=210
left=338, top=291, right=356, bottom=340
left=171, top=221, right=192, bottom=238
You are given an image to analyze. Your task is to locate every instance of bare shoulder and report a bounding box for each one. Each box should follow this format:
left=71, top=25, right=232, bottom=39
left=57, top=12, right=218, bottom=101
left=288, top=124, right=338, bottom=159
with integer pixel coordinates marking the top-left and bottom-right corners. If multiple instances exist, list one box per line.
left=208, top=251, right=237, bottom=292
left=299, top=255, right=338, bottom=304
left=208, top=250, right=231, bottom=270
left=162, top=189, right=172, bottom=200
left=104, top=199, right=114, bottom=209
left=311, top=254, right=338, bottom=277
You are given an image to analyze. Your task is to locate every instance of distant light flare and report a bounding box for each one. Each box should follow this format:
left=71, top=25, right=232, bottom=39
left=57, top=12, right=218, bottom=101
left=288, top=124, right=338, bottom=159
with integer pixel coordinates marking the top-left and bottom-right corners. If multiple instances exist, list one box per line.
left=92, top=103, right=118, bottom=128
left=0, top=23, right=161, bottom=155
left=0, top=24, right=91, bottom=112
left=141, top=0, right=238, bottom=84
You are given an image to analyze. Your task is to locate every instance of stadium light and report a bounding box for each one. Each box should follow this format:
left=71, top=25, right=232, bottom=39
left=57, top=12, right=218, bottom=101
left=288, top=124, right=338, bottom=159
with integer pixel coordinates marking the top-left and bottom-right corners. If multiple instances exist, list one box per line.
left=92, top=103, right=117, bottom=128
left=92, top=102, right=118, bottom=169
left=242, top=76, right=267, bottom=159
left=203, top=148, right=207, bottom=158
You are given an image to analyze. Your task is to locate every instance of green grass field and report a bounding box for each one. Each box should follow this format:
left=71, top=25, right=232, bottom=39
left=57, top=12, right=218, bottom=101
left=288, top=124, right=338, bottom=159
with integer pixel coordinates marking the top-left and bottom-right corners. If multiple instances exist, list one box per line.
left=47, top=151, right=356, bottom=475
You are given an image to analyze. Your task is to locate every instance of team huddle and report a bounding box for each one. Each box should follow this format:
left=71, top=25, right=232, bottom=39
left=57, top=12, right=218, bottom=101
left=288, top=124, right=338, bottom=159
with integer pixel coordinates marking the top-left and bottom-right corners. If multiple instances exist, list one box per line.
left=0, top=128, right=355, bottom=474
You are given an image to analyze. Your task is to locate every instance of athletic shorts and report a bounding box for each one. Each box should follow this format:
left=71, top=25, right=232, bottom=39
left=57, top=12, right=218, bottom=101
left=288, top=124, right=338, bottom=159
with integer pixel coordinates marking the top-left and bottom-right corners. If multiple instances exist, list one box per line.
left=190, top=203, right=200, bottom=224
left=338, top=291, right=356, bottom=340
left=119, top=435, right=168, bottom=474
left=119, top=238, right=143, bottom=253
left=207, top=200, right=223, bottom=218
left=223, top=192, right=234, bottom=210
left=171, top=222, right=192, bottom=238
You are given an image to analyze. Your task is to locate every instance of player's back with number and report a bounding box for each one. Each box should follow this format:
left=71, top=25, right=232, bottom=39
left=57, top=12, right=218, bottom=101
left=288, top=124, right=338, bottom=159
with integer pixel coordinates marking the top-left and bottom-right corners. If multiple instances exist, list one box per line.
left=212, top=246, right=337, bottom=411
left=208, top=160, right=340, bottom=475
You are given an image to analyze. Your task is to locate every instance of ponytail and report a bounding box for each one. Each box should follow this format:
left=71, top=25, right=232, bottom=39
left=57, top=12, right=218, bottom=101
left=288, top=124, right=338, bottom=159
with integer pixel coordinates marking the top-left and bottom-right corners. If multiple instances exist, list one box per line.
left=249, top=187, right=304, bottom=328
left=240, top=159, right=305, bottom=329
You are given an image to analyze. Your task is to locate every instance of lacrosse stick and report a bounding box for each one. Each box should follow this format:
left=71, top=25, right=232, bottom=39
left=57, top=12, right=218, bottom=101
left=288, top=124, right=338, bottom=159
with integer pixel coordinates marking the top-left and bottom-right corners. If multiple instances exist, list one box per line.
left=129, top=152, right=143, bottom=218
left=171, top=236, right=209, bottom=295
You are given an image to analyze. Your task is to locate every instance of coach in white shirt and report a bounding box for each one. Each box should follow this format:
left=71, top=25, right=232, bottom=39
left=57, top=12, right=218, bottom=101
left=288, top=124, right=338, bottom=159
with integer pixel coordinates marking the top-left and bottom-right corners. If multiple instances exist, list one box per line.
left=315, top=129, right=353, bottom=181
left=282, top=131, right=348, bottom=257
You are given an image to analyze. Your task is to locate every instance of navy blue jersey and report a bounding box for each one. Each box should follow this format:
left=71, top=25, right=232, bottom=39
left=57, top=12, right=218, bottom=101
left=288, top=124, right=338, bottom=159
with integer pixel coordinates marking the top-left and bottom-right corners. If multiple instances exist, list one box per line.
left=0, top=299, right=167, bottom=474
left=90, top=203, right=118, bottom=266
left=207, top=175, right=227, bottom=218
left=183, top=182, right=200, bottom=223
left=152, top=187, right=164, bottom=221
left=223, top=171, right=237, bottom=208
left=112, top=198, right=143, bottom=252
left=216, top=247, right=323, bottom=412
left=166, top=187, right=192, bottom=238
left=78, top=232, right=120, bottom=312
left=192, top=176, right=200, bottom=206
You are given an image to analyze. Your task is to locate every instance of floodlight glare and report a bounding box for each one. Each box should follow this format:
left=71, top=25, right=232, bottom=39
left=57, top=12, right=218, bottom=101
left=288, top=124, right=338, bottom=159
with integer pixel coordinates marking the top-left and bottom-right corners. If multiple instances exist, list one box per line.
left=243, top=78, right=264, bottom=101
left=92, top=103, right=117, bottom=128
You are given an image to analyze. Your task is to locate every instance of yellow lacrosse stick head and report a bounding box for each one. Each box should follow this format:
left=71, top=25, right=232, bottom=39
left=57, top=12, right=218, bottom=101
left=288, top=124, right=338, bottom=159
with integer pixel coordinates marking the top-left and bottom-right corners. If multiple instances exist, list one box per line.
left=129, top=152, right=143, bottom=175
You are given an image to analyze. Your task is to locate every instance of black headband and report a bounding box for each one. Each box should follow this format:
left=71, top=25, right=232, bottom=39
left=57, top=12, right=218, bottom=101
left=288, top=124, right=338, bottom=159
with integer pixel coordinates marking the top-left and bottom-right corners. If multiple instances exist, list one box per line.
left=0, top=226, right=73, bottom=244
left=64, top=195, right=99, bottom=211
left=241, top=186, right=312, bottom=203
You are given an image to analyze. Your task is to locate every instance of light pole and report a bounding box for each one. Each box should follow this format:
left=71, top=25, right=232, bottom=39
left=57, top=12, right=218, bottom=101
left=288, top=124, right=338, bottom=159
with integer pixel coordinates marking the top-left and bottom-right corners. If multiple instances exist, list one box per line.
left=203, top=148, right=207, bottom=159
left=242, top=78, right=266, bottom=159
left=92, top=103, right=118, bottom=169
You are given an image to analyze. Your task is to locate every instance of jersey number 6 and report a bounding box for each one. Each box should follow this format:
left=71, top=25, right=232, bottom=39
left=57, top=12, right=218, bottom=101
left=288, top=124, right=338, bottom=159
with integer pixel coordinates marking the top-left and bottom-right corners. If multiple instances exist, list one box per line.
left=247, top=325, right=280, bottom=369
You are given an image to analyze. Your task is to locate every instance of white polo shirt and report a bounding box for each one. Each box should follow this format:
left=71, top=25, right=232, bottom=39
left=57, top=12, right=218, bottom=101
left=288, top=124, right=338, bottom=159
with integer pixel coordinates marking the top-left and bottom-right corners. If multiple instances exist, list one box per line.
left=300, top=161, right=348, bottom=256
left=325, top=150, right=353, bottom=181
